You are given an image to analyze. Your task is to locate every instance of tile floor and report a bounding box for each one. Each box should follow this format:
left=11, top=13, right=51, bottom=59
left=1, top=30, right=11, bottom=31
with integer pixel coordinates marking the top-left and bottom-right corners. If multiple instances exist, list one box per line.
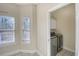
left=11, top=49, right=75, bottom=56
left=56, top=49, right=75, bottom=56
left=11, top=52, right=39, bottom=56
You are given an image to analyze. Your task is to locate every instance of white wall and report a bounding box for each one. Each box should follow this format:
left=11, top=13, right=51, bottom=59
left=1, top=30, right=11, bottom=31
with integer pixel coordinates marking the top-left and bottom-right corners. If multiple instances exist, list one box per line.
left=51, top=4, right=75, bottom=52
left=0, top=3, right=76, bottom=56
left=37, top=3, right=61, bottom=55
left=0, top=4, right=37, bottom=55
left=0, top=4, right=20, bottom=55
left=75, top=4, right=79, bottom=56
left=19, top=4, right=37, bottom=50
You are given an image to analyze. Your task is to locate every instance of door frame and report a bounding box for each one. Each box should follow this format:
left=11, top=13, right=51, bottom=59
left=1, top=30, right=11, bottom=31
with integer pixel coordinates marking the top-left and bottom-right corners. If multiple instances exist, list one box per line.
left=47, top=3, right=77, bottom=56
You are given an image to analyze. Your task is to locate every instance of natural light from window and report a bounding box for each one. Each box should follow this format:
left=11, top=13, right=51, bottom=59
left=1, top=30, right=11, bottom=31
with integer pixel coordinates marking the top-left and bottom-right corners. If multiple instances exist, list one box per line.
left=22, top=16, right=30, bottom=43
left=0, top=16, right=15, bottom=44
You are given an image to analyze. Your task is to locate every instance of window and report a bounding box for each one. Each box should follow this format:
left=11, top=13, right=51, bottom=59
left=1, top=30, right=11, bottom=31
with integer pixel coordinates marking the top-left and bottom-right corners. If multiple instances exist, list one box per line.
left=22, top=16, right=30, bottom=43
left=0, top=16, right=15, bottom=44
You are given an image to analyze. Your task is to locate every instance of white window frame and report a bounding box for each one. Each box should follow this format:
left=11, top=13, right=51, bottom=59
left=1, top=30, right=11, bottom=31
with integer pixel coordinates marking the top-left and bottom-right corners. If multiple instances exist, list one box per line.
left=22, top=16, right=31, bottom=43
left=0, top=16, right=15, bottom=44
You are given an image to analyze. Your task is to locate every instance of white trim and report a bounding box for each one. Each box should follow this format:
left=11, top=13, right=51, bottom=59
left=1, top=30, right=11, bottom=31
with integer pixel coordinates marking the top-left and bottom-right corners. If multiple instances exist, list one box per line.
left=0, top=49, right=43, bottom=56
left=20, top=50, right=44, bottom=56
left=1, top=50, right=21, bottom=56
left=47, top=13, right=51, bottom=56
left=20, top=50, right=36, bottom=53
left=0, top=43, right=16, bottom=48
left=63, top=47, right=75, bottom=53
left=36, top=50, right=44, bottom=56
left=47, top=3, right=71, bottom=56
left=75, top=4, right=79, bottom=56
left=48, top=3, right=70, bottom=13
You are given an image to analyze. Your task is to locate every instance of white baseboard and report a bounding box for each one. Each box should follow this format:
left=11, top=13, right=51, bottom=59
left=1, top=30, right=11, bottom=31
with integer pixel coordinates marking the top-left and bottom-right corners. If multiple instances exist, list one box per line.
left=1, top=49, right=21, bottom=56
left=0, top=49, right=43, bottom=56
left=36, top=50, right=44, bottom=56
left=20, top=50, right=36, bottom=53
left=21, top=49, right=44, bottom=56
left=63, top=47, right=75, bottom=53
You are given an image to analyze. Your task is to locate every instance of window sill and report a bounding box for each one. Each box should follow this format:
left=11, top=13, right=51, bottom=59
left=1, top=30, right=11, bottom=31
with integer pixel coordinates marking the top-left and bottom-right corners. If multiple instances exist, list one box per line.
left=0, top=41, right=15, bottom=48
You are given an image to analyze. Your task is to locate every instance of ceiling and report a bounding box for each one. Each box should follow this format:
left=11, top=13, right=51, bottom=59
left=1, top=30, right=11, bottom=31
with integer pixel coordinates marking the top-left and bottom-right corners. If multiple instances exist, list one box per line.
left=15, top=3, right=39, bottom=5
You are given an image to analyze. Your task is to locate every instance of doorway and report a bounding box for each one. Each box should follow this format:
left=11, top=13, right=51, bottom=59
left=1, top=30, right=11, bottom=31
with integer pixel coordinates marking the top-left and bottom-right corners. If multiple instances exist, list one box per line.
left=47, top=3, right=75, bottom=56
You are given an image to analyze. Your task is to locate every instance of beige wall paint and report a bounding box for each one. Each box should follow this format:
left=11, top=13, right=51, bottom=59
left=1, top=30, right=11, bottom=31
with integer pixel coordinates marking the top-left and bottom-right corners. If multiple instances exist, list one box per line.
left=0, top=3, right=60, bottom=55
left=0, top=4, right=37, bottom=55
left=37, top=3, right=62, bottom=55
left=0, top=3, right=75, bottom=56
left=0, top=4, right=20, bottom=55
left=19, top=4, right=37, bottom=50
left=51, top=4, right=75, bottom=52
